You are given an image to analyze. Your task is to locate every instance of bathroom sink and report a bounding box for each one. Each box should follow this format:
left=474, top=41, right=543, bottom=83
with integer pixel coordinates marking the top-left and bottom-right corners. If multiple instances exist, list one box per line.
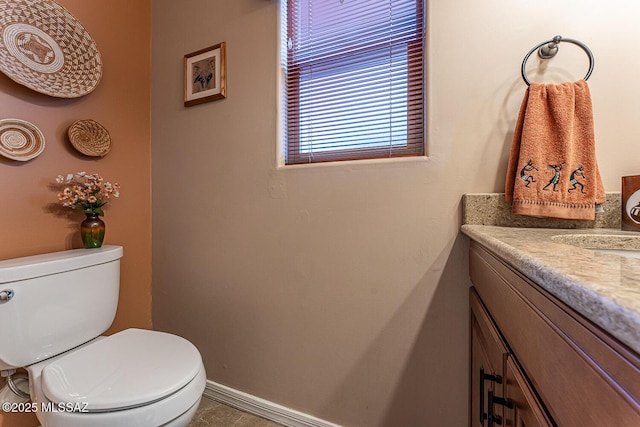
left=591, top=249, right=640, bottom=259
left=551, top=234, right=640, bottom=258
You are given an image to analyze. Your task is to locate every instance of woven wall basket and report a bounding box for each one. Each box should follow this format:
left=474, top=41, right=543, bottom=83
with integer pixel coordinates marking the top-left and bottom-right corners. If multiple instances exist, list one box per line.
left=68, top=119, right=111, bottom=157
left=0, top=0, right=102, bottom=98
left=0, top=118, right=45, bottom=161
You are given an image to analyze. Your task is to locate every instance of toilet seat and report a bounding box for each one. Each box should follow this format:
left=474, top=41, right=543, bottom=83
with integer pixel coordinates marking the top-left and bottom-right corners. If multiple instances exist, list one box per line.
left=27, top=329, right=207, bottom=427
left=41, top=328, right=202, bottom=411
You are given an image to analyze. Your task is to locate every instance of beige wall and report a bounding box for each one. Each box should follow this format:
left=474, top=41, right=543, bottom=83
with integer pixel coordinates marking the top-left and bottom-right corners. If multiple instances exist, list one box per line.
left=151, top=1, right=640, bottom=426
left=0, top=1, right=151, bottom=426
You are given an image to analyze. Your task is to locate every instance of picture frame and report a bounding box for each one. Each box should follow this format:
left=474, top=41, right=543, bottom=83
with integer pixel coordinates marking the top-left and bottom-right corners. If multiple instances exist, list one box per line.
left=184, top=42, right=226, bottom=107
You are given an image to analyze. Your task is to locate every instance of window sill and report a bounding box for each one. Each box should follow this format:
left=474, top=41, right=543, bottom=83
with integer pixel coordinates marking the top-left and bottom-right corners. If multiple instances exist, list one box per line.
left=277, top=155, right=430, bottom=170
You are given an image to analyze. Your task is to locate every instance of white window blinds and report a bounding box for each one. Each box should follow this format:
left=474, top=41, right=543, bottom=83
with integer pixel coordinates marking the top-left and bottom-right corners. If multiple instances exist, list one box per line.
left=283, top=0, right=425, bottom=164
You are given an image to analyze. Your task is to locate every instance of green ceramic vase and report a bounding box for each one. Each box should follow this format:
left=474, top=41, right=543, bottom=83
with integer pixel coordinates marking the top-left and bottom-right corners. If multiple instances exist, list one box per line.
left=80, top=212, right=105, bottom=248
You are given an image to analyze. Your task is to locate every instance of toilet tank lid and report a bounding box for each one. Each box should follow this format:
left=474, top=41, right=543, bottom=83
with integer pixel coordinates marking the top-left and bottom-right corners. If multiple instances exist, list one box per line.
left=0, top=245, right=123, bottom=284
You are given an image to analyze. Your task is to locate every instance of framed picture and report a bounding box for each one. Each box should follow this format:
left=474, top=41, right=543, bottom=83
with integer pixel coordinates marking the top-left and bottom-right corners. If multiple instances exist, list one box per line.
left=184, top=42, right=226, bottom=107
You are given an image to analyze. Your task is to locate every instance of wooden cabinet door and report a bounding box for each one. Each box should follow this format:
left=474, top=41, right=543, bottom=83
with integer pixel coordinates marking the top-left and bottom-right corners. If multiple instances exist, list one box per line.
left=504, top=356, right=553, bottom=427
left=470, top=289, right=508, bottom=427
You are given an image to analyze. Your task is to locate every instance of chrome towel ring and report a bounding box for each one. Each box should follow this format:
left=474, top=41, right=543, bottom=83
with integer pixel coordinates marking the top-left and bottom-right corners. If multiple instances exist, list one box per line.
left=521, top=35, right=594, bottom=86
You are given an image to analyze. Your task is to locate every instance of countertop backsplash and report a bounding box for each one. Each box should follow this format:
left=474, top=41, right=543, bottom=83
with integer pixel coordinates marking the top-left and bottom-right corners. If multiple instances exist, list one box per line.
left=462, top=192, right=621, bottom=229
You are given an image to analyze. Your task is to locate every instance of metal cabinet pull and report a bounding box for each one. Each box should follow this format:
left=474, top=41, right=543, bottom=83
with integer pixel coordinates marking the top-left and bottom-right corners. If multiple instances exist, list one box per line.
left=480, top=367, right=502, bottom=424
left=487, top=387, right=513, bottom=427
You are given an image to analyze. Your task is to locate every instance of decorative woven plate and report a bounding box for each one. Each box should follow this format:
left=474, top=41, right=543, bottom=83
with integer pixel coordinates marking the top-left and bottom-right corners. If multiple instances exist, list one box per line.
left=0, top=118, right=45, bottom=161
left=68, top=119, right=111, bottom=157
left=0, top=0, right=102, bottom=98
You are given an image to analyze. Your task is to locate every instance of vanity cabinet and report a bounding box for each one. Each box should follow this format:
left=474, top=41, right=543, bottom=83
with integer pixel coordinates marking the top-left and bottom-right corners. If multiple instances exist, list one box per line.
left=471, top=288, right=552, bottom=427
left=469, top=240, right=640, bottom=427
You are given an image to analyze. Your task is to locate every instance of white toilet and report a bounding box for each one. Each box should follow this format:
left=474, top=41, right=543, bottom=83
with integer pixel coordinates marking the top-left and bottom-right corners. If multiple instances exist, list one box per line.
left=0, top=245, right=206, bottom=427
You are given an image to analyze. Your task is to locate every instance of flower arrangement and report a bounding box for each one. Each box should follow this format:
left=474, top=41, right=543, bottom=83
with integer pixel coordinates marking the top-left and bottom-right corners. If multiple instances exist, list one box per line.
left=55, top=172, right=121, bottom=216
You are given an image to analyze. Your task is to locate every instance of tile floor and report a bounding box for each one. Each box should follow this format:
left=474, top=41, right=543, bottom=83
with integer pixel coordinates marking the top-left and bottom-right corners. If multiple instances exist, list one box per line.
left=188, top=397, right=284, bottom=427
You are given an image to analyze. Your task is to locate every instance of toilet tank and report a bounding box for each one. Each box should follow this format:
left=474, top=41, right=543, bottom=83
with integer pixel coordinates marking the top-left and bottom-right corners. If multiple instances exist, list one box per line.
left=0, top=245, right=123, bottom=371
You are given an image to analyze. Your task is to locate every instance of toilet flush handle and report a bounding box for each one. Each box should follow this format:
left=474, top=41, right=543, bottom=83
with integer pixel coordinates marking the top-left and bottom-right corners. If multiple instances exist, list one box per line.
left=0, top=289, right=14, bottom=302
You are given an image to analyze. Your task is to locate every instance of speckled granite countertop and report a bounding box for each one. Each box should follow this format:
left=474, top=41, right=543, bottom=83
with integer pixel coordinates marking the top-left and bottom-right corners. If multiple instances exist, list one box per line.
left=461, top=225, right=640, bottom=355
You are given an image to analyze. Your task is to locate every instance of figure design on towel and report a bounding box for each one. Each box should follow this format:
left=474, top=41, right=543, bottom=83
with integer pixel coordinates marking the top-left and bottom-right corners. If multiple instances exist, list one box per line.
left=542, top=162, right=565, bottom=192
left=519, top=160, right=538, bottom=187
left=568, top=165, right=587, bottom=194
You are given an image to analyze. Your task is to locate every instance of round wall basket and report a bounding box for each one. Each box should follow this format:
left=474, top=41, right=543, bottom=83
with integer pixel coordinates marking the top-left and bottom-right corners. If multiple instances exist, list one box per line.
left=0, top=118, right=45, bottom=161
left=68, top=119, right=111, bottom=157
left=0, top=0, right=102, bottom=98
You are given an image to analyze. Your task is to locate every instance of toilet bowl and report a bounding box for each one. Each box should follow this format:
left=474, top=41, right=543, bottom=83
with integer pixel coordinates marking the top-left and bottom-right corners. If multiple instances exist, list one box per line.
left=27, top=329, right=206, bottom=427
left=0, top=246, right=207, bottom=426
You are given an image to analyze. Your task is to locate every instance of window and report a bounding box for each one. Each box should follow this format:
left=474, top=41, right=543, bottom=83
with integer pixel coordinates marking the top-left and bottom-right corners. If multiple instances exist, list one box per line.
left=282, top=0, right=425, bottom=165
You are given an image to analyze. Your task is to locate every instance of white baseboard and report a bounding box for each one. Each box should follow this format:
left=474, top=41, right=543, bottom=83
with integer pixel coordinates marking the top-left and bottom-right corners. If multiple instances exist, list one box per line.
left=203, top=380, right=342, bottom=427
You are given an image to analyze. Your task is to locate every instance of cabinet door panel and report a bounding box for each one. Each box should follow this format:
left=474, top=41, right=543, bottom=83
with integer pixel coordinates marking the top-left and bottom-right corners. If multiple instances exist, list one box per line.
left=470, top=288, right=508, bottom=427
left=504, top=356, right=553, bottom=427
